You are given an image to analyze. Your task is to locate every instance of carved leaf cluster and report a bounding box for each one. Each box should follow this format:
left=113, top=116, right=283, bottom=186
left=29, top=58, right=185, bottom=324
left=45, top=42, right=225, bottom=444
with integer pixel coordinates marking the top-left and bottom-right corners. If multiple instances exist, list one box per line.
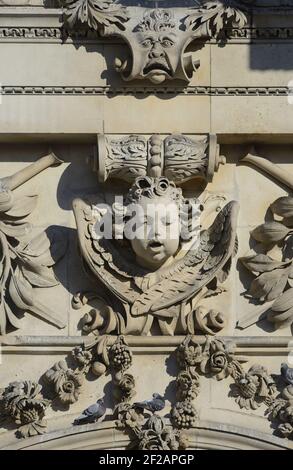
left=185, top=0, right=249, bottom=39
left=241, top=195, right=293, bottom=329
left=0, top=187, right=67, bottom=334
left=267, top=385, right=293, bottom=439
left=62, top=0, right=130, bottom=32
left=0, top=381, right=49, bottom=438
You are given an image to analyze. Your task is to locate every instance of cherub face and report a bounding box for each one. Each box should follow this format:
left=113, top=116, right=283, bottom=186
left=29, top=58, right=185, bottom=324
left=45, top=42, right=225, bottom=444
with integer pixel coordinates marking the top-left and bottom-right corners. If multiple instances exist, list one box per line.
left=129, top=195, right=180, bottom=270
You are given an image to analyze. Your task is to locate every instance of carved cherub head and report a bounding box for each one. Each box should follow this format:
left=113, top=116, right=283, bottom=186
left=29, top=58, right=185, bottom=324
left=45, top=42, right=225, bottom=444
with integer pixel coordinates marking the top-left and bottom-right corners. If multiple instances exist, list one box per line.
left=113, top=176, right=195, bottom=271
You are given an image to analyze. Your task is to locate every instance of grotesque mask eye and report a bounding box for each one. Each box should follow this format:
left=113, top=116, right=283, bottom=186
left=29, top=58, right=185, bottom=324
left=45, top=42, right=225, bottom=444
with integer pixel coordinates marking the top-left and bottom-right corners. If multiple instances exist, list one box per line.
left=161, top=38, right=174, bottom=48
left=141, top=38, right=153, bottom=48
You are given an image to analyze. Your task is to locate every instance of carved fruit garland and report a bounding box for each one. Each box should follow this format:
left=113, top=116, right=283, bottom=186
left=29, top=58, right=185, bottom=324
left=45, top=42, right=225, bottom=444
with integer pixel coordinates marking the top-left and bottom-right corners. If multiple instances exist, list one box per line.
left=0, top=336, right=290, bottom=442
left=241, top=195, right=293, bottom=330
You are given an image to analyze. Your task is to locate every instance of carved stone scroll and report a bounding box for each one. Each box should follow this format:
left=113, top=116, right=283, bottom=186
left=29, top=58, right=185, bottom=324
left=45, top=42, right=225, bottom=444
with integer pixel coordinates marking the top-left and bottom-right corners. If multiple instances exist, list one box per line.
left=93, top=133, right=224, bottom=184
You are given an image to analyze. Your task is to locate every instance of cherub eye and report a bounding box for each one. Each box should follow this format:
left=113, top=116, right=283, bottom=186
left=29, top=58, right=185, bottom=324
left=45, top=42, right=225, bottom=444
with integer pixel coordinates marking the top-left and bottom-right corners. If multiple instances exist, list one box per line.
left=161, top=38, right=174, bottom=48
left=141, top=39, right=153, bottom=48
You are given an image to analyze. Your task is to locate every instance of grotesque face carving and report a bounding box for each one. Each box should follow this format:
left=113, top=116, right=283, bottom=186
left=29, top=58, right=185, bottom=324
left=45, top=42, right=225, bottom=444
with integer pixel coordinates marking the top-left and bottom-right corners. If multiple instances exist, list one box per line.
left=135, top=9, right=178, bottom=84
left=137, top=31, right=177, bottom=84
left=115, top=8, right=199, bottom=84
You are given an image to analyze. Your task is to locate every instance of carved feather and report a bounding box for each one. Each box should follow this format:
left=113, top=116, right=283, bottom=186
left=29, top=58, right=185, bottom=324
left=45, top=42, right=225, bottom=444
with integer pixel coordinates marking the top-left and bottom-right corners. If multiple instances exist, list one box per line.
left=73, top=197, right=141, bottom=304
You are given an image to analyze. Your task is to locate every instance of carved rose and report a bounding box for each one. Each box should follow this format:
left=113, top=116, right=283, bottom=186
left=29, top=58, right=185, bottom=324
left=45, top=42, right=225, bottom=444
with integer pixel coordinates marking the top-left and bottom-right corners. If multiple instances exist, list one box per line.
left=118, top=373, right=135, bottom=392
left=138, top=416, right=188, bottom=451
left=209, top=350, right=228, bottom=376
left=139, top=429, right=181, bottom=451
left=199, top=339, right=243, bottom=380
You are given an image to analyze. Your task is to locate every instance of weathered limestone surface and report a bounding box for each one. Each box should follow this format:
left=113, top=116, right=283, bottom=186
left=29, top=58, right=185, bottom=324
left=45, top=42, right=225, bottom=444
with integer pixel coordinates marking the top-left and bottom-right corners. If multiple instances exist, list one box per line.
left=0, top=1, right=293, bottom=451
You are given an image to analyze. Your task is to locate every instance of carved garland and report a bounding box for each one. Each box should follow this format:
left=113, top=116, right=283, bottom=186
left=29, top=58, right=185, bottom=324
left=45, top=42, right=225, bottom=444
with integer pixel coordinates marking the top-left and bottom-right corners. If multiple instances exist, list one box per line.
left=1, top=335, right=291, bottom=444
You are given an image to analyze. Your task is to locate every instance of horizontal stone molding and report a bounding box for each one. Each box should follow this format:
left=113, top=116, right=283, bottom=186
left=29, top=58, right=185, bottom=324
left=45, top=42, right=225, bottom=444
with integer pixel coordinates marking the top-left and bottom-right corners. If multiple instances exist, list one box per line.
left=1, top=335, right=292, bottom=355
left=0, top=85, right=291, bottom=96
left=2, top=27, right=293, bottom=43
left=2, top=418, right=291, bottom=450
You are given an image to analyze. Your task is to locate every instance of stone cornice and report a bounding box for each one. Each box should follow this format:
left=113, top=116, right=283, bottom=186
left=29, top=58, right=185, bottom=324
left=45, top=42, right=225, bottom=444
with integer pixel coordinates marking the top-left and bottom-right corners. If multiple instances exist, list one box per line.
left=0, top=85, right=290, bottom=96
left=2, top=26, right=293, bottom=43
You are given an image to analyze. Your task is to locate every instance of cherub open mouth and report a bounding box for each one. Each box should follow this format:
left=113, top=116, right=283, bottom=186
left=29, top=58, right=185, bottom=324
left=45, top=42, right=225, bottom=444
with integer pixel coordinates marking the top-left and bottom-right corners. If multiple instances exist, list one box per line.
left=149, top=240, right=163, bottom=249
left=143, top=62, right=172, bottom=76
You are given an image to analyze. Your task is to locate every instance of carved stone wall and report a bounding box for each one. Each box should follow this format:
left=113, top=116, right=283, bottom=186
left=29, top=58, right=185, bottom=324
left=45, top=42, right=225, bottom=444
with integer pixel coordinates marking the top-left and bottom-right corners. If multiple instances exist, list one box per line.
left=0, top=0, right=293, bottom=451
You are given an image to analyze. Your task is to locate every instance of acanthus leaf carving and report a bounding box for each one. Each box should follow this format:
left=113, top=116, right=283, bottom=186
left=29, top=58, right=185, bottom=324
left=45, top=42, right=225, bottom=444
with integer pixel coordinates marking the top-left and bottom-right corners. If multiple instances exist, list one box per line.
left=61, top=3, right=250, bottom=83
left=94, top=133, right=223, bottom=184
left=241, top=194, right=293, bottom=330
left=0, top=154, right=68, bottom=334
left=185, top=0, right=251, bottom=39
left=61, top=0, right=130, bottom=33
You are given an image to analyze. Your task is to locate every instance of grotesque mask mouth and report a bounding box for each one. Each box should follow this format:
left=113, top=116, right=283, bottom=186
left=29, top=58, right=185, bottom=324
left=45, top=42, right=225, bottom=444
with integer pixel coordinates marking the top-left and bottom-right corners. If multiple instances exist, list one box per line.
left=143, top=62, right=172, bottom=77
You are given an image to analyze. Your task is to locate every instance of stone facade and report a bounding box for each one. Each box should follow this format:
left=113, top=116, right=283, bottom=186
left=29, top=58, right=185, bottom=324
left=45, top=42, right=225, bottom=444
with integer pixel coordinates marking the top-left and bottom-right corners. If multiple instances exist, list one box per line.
left=0, top=0, right=293, bottom=450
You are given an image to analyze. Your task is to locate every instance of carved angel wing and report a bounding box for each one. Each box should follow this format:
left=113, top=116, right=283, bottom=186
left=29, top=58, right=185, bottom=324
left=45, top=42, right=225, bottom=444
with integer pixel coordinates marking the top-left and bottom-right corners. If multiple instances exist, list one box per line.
left=73, top=196, right=144, bottom=304
left=131, top=201, right=239, bottom=317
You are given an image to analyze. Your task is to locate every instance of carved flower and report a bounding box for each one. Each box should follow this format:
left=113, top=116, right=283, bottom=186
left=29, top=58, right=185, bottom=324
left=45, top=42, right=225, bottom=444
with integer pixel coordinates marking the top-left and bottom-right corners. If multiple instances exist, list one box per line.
left=45, top=361, right=84, bottom=405
left=177, top=336, right=203, bottom=368
left=139, top=430, right=164, bottom=450
left=232, top=365, right=277, bottom=411
left=115, top=403, right=144, bottom=430
left=58, top=370, right=83, bottom=404
left=210, top=350, right=228, bottom=375
left=200, top=339, right=241, bottom=380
